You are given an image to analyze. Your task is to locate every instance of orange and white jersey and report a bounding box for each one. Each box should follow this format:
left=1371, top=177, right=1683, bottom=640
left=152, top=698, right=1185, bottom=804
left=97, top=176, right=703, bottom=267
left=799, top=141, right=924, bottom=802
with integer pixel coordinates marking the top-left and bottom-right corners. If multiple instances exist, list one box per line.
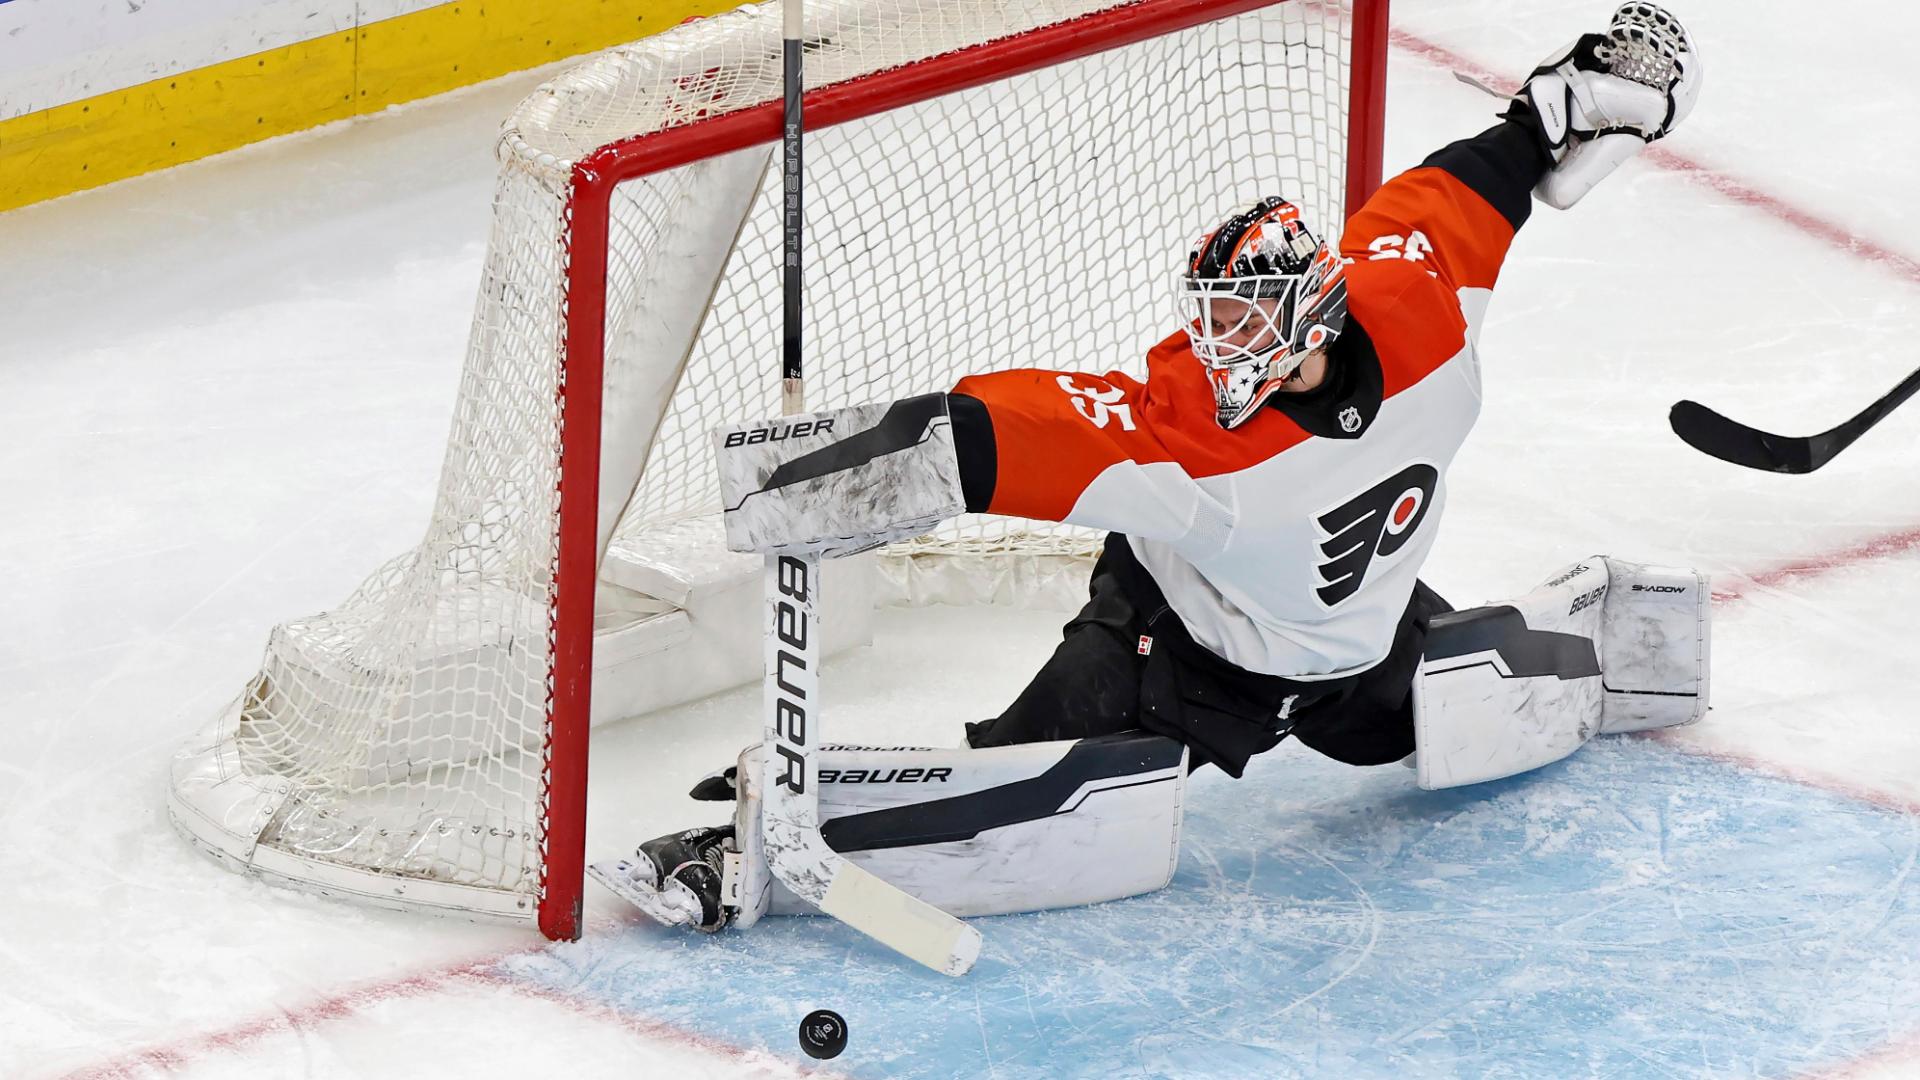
left=951, top=122, right=1541, bottom=679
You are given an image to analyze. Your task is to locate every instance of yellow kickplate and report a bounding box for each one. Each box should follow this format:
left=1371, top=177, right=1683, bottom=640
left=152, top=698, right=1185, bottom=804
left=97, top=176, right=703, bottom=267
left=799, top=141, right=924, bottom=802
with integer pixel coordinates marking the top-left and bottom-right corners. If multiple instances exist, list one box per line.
left=0, top=0, right=732, bottom=215
left=357, top=0, right=729, bottom=114
left=0, top=36, right=357, bottom=215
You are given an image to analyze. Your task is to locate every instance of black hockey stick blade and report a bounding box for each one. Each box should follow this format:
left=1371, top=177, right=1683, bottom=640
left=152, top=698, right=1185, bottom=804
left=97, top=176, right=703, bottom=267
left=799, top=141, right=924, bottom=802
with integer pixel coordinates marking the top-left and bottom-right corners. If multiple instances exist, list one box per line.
left=1667, top=399, right=1819, bottom=473
left=1670, top=362, right=1920, bottom=474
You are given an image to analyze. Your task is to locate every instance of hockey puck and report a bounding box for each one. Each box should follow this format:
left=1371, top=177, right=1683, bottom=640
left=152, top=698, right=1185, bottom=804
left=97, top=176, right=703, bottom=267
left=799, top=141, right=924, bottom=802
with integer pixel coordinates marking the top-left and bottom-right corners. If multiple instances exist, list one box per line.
left=798, top=1009, right=847, bottom=1060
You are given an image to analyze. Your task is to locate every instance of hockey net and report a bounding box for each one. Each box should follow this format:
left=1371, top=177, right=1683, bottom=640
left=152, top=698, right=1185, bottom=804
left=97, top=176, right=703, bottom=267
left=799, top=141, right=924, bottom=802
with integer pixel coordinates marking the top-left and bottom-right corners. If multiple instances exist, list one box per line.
left=169, top=0, right=1385, bottom=939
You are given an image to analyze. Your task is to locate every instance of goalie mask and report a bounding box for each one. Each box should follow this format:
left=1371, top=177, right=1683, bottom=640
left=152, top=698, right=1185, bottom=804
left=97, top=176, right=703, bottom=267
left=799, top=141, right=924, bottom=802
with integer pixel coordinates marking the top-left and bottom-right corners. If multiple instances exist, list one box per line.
left=1179, top=197, right=1349, bottom=429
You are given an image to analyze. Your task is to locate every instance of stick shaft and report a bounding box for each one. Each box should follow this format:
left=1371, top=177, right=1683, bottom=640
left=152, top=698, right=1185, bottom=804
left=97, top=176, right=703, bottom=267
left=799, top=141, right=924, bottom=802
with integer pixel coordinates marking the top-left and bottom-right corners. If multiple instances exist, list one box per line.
left=757, top=0, right=979, bottom=974
left=768, top=0, right=817, bottom=837
left=781, top=5, right=804, bottom=413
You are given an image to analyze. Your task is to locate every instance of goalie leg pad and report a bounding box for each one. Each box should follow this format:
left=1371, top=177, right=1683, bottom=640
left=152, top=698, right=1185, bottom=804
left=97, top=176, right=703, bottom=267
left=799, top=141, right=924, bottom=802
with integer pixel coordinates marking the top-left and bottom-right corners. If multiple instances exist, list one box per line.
left=1412, top=556, right=1709, bottom=790
left=1595, top=559, right=1711, bottom=734
left=733, top=733, right=1187, bottom=918
left=716, top=394, right=966, bottom=558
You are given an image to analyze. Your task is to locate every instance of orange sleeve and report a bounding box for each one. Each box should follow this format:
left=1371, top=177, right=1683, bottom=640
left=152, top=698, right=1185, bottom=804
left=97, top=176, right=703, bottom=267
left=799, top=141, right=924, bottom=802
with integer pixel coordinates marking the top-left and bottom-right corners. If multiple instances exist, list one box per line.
left=1340, top=166, right=1519, bottom=295
left=950, top=334, right=1315, bottom=533
left=1343, top=258, right=1474, bottom=394
left=951, top=366, right=1173, bottom=523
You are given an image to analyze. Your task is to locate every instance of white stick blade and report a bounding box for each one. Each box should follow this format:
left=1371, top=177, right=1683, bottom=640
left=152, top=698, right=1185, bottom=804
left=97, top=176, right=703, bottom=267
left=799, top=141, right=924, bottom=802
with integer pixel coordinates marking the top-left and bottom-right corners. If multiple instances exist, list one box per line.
left=818, top=861, right=983, bottom=977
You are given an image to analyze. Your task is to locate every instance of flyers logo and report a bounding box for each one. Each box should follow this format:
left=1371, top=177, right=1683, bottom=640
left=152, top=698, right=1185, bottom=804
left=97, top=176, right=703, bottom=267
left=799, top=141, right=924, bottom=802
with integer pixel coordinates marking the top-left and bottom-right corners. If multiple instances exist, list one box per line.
left=1314, top=463, right=1439, bottom=607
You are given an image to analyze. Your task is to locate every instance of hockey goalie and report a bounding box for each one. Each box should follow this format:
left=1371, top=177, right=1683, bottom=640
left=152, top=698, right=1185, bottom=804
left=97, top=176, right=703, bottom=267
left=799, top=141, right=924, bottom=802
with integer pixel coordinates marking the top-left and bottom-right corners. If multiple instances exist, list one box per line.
left=593, top=4, right=1710, bottom=935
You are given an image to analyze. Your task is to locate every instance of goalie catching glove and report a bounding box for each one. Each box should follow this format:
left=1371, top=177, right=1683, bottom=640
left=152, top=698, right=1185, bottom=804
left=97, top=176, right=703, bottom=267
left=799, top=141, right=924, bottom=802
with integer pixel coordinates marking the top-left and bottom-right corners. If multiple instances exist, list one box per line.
left=715, top=394, right=966, bottom=557
left=1510, top=2, right=1702, bottom=209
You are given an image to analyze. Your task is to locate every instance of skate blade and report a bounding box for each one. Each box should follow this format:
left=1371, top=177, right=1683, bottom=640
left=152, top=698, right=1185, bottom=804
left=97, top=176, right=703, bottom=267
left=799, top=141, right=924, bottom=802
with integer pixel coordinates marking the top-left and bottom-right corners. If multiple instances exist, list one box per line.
left=587, top=858, right=706, bottom=928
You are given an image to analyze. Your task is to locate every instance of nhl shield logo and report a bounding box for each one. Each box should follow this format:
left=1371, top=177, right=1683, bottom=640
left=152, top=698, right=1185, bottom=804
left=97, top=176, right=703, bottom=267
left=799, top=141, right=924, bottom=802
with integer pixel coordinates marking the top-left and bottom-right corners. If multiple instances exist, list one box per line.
left=1338, top=405, right=1363, bottom=433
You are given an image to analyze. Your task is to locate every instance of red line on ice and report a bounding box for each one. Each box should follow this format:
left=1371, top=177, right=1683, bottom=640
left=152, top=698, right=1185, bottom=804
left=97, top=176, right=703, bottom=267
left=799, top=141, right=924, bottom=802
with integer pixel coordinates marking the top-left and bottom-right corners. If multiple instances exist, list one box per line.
left=462, top=967, right=849, bottom=1078
left=62, top=530, right=1920, bottom=1080
left=54, top=922, right=826, bottom=1080
left=57, top=961, right=496, bottom=1080
left=56, top=534, right=1920, bottom=1077
left=1655, top=526, right=1920, bottom=837
left=1642, top=731, right=1920, bottom=819
left=1709, top=524, right=1920, bottom=604
left=1387, top=23, right=1920, bottom=795
left=1388, top=29, right=1920, bottom=288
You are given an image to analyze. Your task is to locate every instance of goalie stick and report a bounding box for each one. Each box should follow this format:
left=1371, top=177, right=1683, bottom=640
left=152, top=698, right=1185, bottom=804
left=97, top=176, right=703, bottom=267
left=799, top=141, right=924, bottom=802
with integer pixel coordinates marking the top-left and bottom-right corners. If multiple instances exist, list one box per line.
left=760, top=0, right=982, bottom=977
left=1669, top=361, right=1920, bottom=473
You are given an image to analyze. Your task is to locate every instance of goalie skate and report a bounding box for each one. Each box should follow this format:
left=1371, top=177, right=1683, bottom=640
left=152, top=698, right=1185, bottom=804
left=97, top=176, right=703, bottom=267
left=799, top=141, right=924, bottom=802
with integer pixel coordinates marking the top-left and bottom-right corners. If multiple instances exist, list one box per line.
left=587, top=827, right=734, bottom=933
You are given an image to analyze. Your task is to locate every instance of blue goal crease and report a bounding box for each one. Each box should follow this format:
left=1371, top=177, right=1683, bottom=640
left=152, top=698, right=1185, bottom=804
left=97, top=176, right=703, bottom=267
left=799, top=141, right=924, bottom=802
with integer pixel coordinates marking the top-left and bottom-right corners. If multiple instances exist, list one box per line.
left=498, top=739, right=1920, bottom=1080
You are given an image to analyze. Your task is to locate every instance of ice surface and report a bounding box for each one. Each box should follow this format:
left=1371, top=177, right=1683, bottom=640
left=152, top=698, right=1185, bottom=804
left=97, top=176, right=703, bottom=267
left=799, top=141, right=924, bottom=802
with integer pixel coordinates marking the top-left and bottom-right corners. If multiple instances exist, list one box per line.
left=6, top=1, right=1920, bottom=1076
left=518, top=740, right=1920, bottom=1079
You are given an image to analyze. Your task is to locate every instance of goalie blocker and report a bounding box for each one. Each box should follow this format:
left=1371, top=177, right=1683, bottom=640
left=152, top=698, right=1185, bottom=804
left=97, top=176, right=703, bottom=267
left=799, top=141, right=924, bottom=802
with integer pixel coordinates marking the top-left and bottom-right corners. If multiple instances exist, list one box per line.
left=716, top=393, right=967, bottom=558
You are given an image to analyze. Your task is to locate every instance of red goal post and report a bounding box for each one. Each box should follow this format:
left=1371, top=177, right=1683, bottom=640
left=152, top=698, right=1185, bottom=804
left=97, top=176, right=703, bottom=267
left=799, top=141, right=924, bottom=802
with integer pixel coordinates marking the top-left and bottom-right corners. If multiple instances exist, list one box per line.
left=169, top=0, right=1390, bottom=943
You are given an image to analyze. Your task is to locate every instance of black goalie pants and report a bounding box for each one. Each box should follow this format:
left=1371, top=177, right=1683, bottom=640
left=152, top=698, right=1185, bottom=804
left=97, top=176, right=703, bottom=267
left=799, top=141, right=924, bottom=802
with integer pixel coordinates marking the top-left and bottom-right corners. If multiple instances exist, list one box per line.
left=964, top=538, right=1452, bottom=778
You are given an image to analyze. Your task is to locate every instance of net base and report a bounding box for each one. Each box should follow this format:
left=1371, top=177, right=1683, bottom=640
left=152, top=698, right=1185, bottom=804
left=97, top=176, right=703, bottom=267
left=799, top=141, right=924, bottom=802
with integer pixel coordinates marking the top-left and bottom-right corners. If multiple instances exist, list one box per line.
left=169, top=699, right=542, bottom=923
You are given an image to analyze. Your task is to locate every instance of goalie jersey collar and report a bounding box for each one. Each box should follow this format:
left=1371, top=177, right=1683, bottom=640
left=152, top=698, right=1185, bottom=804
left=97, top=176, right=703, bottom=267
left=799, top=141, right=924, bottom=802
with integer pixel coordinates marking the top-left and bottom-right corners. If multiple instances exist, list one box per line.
left=1260, top=318, right=1383, bottom=440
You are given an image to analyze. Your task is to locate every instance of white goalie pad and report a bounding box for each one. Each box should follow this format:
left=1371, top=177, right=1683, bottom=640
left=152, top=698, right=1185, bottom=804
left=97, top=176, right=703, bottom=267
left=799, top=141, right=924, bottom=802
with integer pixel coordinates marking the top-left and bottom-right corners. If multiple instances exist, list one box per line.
left=730, top=733, right=1187, bottom=922
left=715, top=394, right=966, bottom=558
left=1412, top=556, right=1709, bottom=790
left=1593, top=559, right=1713, bottom=735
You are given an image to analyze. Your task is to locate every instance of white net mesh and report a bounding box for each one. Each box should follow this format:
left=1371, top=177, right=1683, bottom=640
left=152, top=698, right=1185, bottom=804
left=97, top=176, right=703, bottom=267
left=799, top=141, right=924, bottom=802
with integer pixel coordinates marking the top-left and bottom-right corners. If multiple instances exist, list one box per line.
left=612, top=1, right=1353, bottom=559
left=169, top=0, right=1358, bottom=927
